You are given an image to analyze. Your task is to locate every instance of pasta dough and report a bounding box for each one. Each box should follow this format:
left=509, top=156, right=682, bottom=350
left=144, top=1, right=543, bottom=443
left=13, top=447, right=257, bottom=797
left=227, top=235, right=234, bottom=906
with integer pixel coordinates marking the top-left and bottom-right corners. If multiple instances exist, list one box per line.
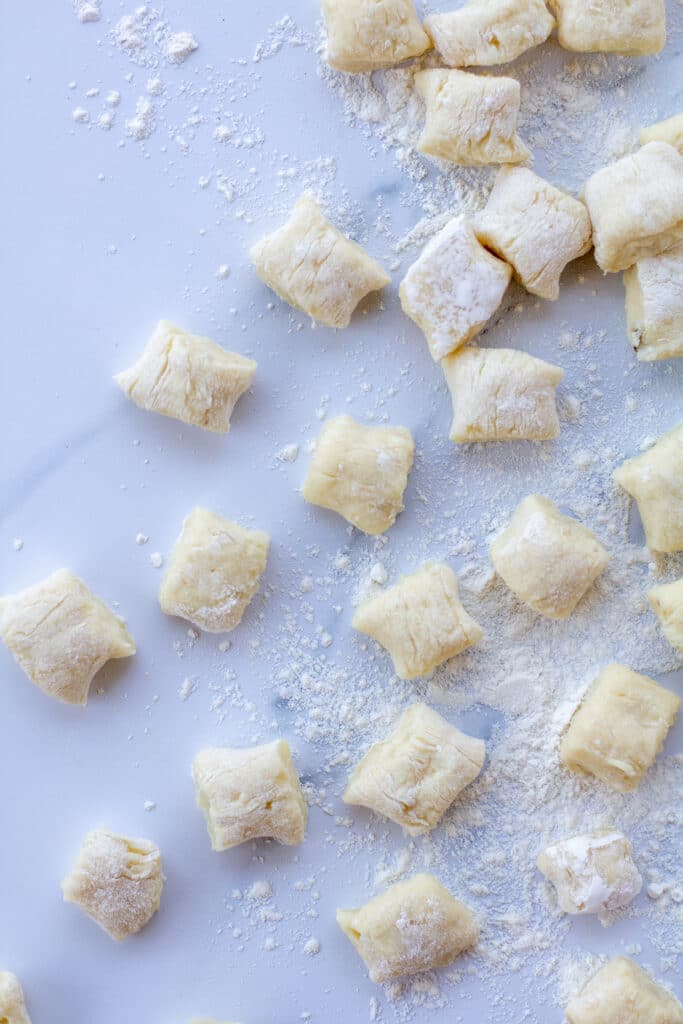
left=61, top=829, right=163, bottom=941
left=612, top=423, right=683, bottom=553
left=537, top=831, right=641, bottom=917
left=624, top=242, right=683, bottom=361
left=443, top=346, right=563, bottom=442
left=415, top=69, right=529, bottom=166
left=352, top=562, right=483, bottom=678
left=302, top=415, right=414, bottom=534
left=641, top=112, right=683, bottom=153
left=192, top=740, right=307, bottom=850
left=565, top=957, right=683, bottom=1024
left=115, top=320, right=257, bottom=433
left=0, top=972, right=31, bottom=1024
left=159, top=507, right=270, bottom=632
left=560, top=664, right=681, bottom=792
left=0, top=569, right=135, bottom=706
left=343, top=703, right=485, bottom=834
left=322, top=0, right=431, bottom=72
left=475, top=167, right=592, bottom=300
left=583, top=142, right=683, bottom=273
left=399, top=216, right=512, bottom=360
left=489, top=495, right=609, bottom=619
left=549, top=0, right=666, bottom=54
left=648, top=578, right=683, bottom=654
left=337, top=873, right=479, bottom=982
left=425, top=0, right=554, bottom=67
left=250, top=193, right=390, bottom=327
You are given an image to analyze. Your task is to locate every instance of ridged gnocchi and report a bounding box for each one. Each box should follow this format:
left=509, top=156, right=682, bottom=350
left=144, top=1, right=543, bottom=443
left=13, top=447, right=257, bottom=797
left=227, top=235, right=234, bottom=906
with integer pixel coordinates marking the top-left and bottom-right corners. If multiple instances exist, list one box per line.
left=624, top=242, right=683, bottom=362
left=648, top=578, right=683, bottom=654
left=565, top=957, right=683, bottom=1024
left=613, top=423, right=683, bottom=553
left=537, top=831, right=641, bottom=918
left=549, top=0, right=666, bottom=55
left=425, top=0, right=555, bottom=67
left=321, top=0, right=431, bottom=72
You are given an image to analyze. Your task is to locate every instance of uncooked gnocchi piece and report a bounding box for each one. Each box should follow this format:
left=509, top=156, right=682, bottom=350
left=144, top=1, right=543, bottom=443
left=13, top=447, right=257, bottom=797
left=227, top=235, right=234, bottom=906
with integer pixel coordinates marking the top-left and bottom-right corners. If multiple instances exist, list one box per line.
left=192, top=740, right=307, bottom=850
left=641, top=112, right=683, bottom=153
left=61, top=829, right=163, bottom=941
left=343, top=703, right=485, bottom=834
left=583, top=142, right=683, bottom=273
left=302, top=415, right=414, bottom=534
left=613, top=423, right=683, bottom=553
left=565, top=957, right=683, bottom=1024
left=322, top=0, right=430, bottom=72
left=648, top=578, right=683, bottom=654
left=624, top=242, right=683, bottom=362
left=489, top=495, right=608, bottom=619
left=425, top=0, right=555, bottom=67
left=537, top=831, right=641, bottom=918
left=0, top=569, right=135, bottom=706
left=352, top=562, right=483, bottom=678
left=415, top=69, right=530, bottom=166
left=159, top=507, right=270, bottom=632
left=443, top=346, right=564, bottom=442
left=0, top=972, right=31, bottom=1024
left=337, top=873, right=479, bottom=982
left=399, top=216, right=512, bottom=360
left=115, top=320, right=257, bottom=433
left=549, top=0, right=666, bottom=54
left=560, top=664, right=680, bottom=792
left=250, top=193, right=390, bottom=328
left=475, top=167, right=592, bottom=300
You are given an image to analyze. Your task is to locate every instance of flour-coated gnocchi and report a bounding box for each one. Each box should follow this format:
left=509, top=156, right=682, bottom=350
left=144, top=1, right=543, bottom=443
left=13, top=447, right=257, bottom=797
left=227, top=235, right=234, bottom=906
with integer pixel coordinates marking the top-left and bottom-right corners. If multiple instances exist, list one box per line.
left=565, top=957, right=683, bottom=1024
left=641, top=112, right=683, bottom=153
left=648, top=578, right=683, bottom=654
left=537, top=831, right=641, bottom=918
left=0, top=972, right=31, bottom=1024
left=624, top=242, right=683, bottom=362
left=425, top=0, right=554, bottom=67
left=322, top=0, right=431, bottom=72
left=613, top=422, right=683, bottom=553
left=549, top=0, right=666, bottom=55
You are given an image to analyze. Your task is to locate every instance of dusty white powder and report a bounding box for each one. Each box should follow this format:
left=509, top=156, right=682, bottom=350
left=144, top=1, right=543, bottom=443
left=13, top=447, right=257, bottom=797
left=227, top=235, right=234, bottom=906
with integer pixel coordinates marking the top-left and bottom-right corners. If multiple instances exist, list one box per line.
left=165, top=30, right=198, bottom=64
left=126, top=97, right=155, bottom=140
left=73, top=0, right=100, bottom=22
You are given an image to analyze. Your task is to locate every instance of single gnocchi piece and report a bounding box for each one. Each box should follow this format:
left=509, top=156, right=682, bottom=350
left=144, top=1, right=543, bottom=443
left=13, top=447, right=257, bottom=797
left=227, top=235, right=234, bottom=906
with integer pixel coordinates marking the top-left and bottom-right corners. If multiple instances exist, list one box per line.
left=641, top=112, right=683, bottom=153
left=115, top=320, right=257, bottom=433
left=443, top=346, right=564, bottom=443
left=0, top=569, right=135, bottom=706
left=352, top=563, right=483, bottom=678
left=613, top=423, right=683, bottom=553
left=0, top=972, right=31, bottom=1024
left=302, top=415, right=414, bottom=535
left=537, top=831, right=642, bottom=919
left=425, top=0, right=555, bottom=67
left=624, top=242, right=683, bottom=362
left=565, top=957, right=683, bottom=1024
left=583, top=142, right=683, bottom=273
left=560, top=664, right=681, bottom=792
left=337, top=874, right=479, bottom=982
left=549, top=0, right=666, bottom=55
left=415, top=69, right=530, bottom=166
left=343, top=703, right=485, bottom=834
left=61, top=829, right=163, bottom=941
left=399, top=216, right=512, bottom=360
left=489, top=495, right=609, bottom=619
left=250, top=193, right=390, bottom=328
left=159, top=507, right=270, bottom=632
left=475, top=167, right=592, bottom=300
left=321, top=0, right=431, bottom=72
left=648, top=578, right=683, bottom=654
left=192, top=740, right=307, bottom=850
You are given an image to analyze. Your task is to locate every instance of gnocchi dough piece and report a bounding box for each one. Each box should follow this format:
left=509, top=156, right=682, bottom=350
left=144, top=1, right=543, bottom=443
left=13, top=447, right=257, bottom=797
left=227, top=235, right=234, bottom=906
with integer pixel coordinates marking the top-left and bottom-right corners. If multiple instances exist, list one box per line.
left=352, top=563, right=483, bottom=678
left=61, top=829, right=163, bottom=941
left=159, top=507, right=270, bottom=632
left=560, top=664, right=680, bottom=792
left=425, top=0, right=555, bottom=67
left=475, top=167, right=592, bottom=300
left=549, top=0, right=666, bottom=54
left=489, top=495, right=609, bottom=619
left=648, top=578, right=683, bottom=654
left=399, top=216, right=512, bottom=360
left=343, top=703, right=485, bottom=834
left=302, top=415, right=414, bottom=535
left=322, top=0, right=430, bottom=72
left=537, top=831, right=641, bottom=918
left=565, top=957, right=683, bottom=1024
left=115, top=320, right=257, bottom=433
left=192, top=740, right=307, bottom=850
left=0, top=972, right=31, bottom=1024
left=612, top=423, right=683, bottom=553
left=641, top=112, right=683, bottom=153
left=337, top=873, right=479, bottom=983
left=415, top=69, right=530, bottom=166
left=624, top=243, right=683, bottom=361
left=250, top=193, right=390, bottom=328
left=583, top=142, right=683, bottom=273
left=443, top=346, right=563, bottom=442
left=0, top=569, right=135, bottom=706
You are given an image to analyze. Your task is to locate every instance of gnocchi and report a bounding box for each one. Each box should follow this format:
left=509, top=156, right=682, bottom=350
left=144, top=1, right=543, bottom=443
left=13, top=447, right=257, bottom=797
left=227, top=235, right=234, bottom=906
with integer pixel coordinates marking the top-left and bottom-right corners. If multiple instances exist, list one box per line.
left=641, top=112, right=683, bottom=153
left=425, top=0, right=555, bottom=67
left=250, top=193, right=390, bottom=327
left=612, top=422, right=683, bottom=553
left=549, top=0, right=666, bottom=55
left=0, top=569, right=135, bottom=706
left=0, top=972, right=31, bottom=1024
left=624, top=242, right=683, bottom=362
left=337, top=873, right=479, bottom=982
left=159, top=507, right=270, bottom=632
left=352, top=562, right=483, bottom=678
left=192, top=740, right=307, bottom=850
left=302, top=415, right=415, bottom=534
left=537, top=830, right=641, bottom=918
left=565, top=957, right=683, bottom=1024
left=321, top=0, right=431, bottom=72
left=648, top=578, right=683, bottom=654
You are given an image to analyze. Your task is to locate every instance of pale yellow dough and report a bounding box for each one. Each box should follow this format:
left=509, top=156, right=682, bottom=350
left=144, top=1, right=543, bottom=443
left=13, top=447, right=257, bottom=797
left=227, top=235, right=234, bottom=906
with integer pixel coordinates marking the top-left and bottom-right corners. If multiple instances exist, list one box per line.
left=425, top=0, right=554, bottom=67
left=549, top=0, right=666, bottom=54
left=322, top=0, right=430, bottom=72
left=648, top=578, right=683, bottom=654
left=641, top=112, right=683, bottom=153
left=624, top=242, right=683, bottom=362
left=565, top=957, right=683, bottom=1024
left=612, top=423, right=683, bottom=553
left=0, top=972, right=31, bottom=1024
left=0, top=569, right=135, bottom=706
left=537, top=830, right=641, bottom=917
left=192, top=740, right=307, bottom=850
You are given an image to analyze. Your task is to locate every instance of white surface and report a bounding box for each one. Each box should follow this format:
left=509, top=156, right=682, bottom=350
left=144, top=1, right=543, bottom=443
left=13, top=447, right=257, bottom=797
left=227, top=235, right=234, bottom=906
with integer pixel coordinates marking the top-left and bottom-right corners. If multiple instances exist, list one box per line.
left=1, top=3, right=682, bottom=1023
